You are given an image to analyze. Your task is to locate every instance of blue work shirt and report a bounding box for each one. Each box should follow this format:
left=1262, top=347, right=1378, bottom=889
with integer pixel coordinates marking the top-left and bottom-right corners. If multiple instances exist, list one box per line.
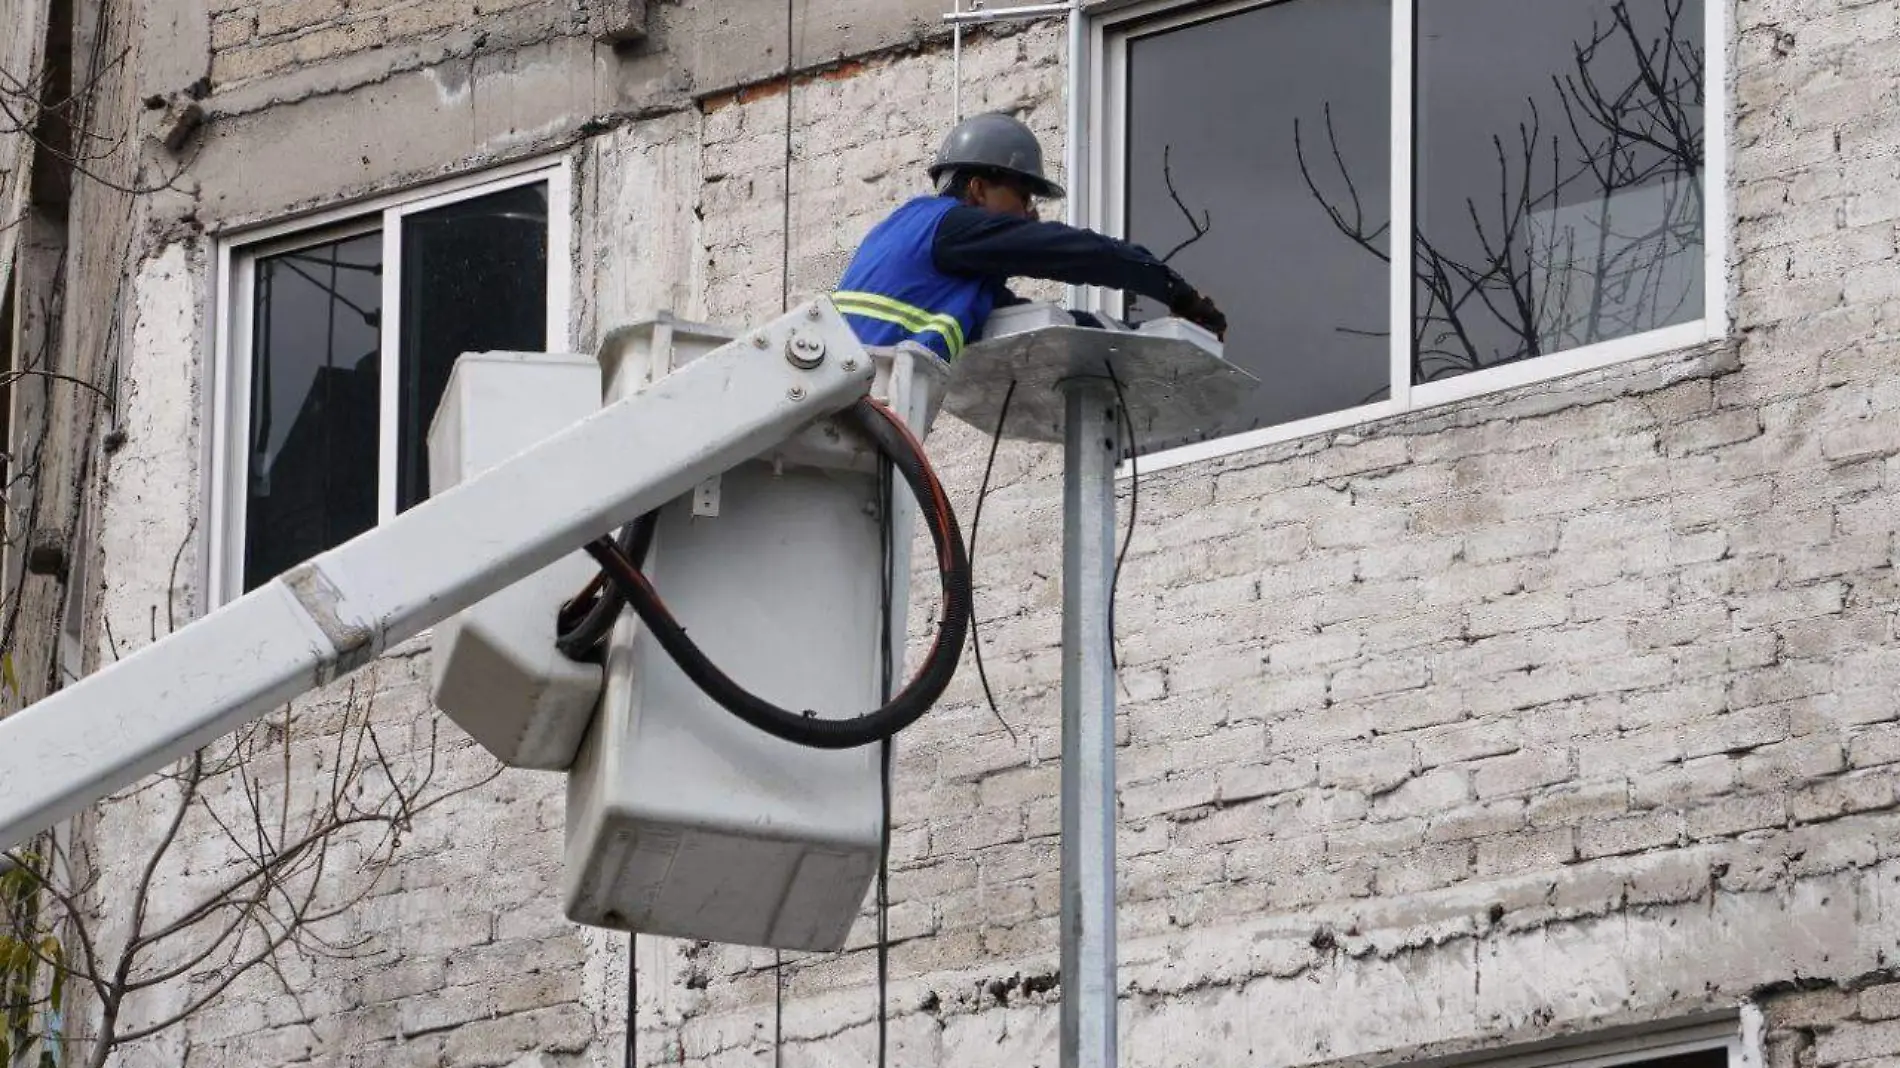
left=834, top=194, right=1191, bottom=360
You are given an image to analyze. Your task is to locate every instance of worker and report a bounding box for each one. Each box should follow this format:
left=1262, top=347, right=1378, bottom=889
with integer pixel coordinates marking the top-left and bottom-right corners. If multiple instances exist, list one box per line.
left=833, top=112, right=1228, bottom=364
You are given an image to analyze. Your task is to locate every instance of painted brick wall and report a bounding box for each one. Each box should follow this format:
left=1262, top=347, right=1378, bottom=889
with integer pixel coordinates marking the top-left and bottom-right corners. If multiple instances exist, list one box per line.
left=63, top=0, right=1900, bottom=1065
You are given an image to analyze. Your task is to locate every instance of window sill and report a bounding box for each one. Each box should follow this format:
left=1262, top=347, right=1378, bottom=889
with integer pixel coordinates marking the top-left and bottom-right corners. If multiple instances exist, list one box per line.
left=1125, top=322, right=1731, bottom=478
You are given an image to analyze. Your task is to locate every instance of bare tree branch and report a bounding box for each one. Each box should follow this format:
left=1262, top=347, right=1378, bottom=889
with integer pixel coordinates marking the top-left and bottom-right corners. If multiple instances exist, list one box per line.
left=1158, top=145, right=1213, bottom=264
left=1295, top=0, right=1704, bottom=378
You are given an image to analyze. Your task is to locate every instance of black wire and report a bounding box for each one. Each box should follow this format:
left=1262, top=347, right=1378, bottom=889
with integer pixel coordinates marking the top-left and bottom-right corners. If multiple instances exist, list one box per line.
left=965, top=380, right=1019, bottom=743
left=877, top=738, right=892, bottom=1068
left=876, top=461, right=893, bottom=1068
left=580, top=399, right=969, bottom=750
left=780, top=0, right=795, bottom=314
left=624, top=934, right=636, bottom=1068
left=775, top=2, right=795, bottom=1055
left=556, top=515, right=655, bottom=661
left=1104, top=364, right=1139, bottom=676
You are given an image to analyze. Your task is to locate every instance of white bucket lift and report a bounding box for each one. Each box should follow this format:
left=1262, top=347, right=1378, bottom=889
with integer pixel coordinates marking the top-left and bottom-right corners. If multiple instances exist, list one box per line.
left=564, top=319, right=946, bottom=951
left=427, top=311, right=947, bottom=952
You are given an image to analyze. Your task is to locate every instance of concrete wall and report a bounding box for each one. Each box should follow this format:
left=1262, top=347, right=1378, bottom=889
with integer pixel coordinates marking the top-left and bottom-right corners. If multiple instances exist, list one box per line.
left=24, top=0, right=1900, bottom=1064
left=3, top=0, right=140, bottom=717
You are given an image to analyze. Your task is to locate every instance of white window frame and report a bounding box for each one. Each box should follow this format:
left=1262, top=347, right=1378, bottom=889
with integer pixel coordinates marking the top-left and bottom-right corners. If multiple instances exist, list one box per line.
left=1090, top=0, right=1728, bottom=474
left=209, top=157, right=573, bottom=606
left=1419, top=1012, right=1758, bottom=1068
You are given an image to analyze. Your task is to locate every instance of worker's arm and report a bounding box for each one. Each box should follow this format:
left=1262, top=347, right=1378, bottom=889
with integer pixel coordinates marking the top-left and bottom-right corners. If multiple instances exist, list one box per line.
left=932, top=206, right=1193, bottom=308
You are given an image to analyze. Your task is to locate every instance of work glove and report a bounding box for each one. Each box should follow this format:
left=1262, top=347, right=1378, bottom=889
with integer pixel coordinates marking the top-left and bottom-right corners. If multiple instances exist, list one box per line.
left=1169, top=289, right=1228, bottom=341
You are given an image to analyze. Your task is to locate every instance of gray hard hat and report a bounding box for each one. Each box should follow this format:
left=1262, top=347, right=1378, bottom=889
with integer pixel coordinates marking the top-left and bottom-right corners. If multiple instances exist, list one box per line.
left=928, top=112, right=1066, bottom=199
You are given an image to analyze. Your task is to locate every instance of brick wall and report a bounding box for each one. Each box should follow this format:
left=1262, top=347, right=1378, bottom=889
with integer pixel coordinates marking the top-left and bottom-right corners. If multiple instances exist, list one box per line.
left=626, top=0, right=1900, bottom=1064
left=1765, top=979, right=1900, bottom=1068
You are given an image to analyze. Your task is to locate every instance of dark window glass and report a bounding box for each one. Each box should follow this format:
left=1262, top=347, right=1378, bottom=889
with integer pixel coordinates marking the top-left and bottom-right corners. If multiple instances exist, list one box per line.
left=1125, top=0, right=1391, bottom=446
left=1634, top=1050, right=1727, bottom=1068
left=1414, top=0, right=1704, bottom=382
left=396, top=183, right=549, bottom=511
left=243, top=232, right=382, bottom=593
left=238, top=181, right=551, bottom=592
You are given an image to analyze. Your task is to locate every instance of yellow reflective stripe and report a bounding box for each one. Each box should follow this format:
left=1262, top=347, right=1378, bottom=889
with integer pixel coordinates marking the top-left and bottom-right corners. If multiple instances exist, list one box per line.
left=833, top=292, right=965, bottom=353
left=832, top=291, right=966, bottom=357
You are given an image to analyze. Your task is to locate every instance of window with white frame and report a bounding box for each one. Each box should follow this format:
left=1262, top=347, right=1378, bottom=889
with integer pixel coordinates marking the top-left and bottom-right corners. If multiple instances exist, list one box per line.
left=1097, top=0, right=1722, bottom=463
left=213, top=164, right=572, bottom=601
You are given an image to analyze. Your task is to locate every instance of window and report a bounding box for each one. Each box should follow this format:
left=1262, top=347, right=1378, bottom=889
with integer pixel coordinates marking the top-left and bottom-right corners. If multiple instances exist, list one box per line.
left=211, top=163, right=572, bottom=602
left=1097, top=0, right=1724, bottom=465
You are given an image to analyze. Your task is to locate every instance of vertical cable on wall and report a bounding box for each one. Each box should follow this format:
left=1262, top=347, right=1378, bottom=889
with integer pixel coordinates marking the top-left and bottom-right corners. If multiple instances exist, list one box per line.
left=624, top=935, right=637, bottom=1068
left=1063, top=0, right=1088, bottom=314
left=877, top=463, right=896, bottom=1068
left=952, top=0, right=963, bottom=123
left=781, top=0, right=796, bottom=313
left=775, top=3, right=797, bottom=1063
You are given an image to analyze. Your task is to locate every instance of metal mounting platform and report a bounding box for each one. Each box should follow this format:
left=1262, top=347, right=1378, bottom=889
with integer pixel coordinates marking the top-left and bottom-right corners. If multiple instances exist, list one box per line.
left=942, top=305, right=1257, bottom=455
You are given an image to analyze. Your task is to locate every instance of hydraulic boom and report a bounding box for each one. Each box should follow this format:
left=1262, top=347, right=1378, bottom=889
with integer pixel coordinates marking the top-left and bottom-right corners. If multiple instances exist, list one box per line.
left=0, top=300, right=874, bottom=854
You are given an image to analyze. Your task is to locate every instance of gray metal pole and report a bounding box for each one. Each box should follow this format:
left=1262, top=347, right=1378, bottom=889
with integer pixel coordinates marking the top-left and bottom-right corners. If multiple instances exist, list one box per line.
left=1060, top=376, right=1119, bottom=1068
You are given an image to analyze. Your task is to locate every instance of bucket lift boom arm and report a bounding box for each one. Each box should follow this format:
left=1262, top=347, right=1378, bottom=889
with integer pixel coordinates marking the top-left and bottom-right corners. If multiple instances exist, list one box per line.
left=0, top=301, right=875, bottom=855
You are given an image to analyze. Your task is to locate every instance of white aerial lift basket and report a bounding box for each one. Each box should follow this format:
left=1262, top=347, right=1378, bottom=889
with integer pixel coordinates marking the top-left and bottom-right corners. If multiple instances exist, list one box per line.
left=429, top=310, right=943, bottom=952
left=562, top=317, right=947, bottom=951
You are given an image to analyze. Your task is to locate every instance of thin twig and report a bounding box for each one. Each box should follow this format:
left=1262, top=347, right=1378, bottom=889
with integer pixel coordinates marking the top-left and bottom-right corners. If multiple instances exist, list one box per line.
left=1158, top=144, right=1212, bottom=264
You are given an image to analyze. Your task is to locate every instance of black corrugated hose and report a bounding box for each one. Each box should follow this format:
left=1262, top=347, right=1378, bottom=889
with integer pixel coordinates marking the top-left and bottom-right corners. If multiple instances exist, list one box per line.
left=557, top=395, right=972, bottom=750
left=555, top=509, right=658, bottom=661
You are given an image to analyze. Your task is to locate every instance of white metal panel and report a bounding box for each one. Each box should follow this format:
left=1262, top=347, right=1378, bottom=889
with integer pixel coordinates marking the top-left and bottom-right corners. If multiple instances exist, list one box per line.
left=427, top=351, right=605, bottom=771
left=562, top=460, right=887, bottom=949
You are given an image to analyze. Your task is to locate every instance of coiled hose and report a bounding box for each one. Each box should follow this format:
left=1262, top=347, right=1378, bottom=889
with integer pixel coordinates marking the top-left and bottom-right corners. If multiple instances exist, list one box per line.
left=556, top=396, right=970, bottom=750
